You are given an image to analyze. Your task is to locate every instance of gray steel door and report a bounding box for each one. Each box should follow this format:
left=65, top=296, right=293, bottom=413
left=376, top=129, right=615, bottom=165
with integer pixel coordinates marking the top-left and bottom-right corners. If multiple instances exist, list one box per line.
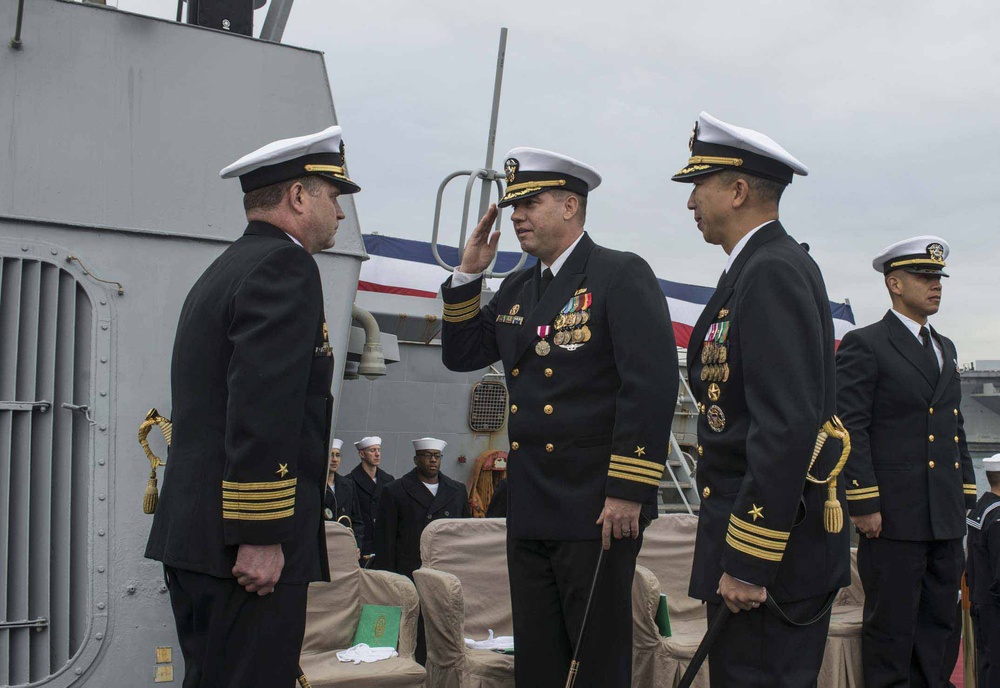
left=0, top=238, right=112, bottom=686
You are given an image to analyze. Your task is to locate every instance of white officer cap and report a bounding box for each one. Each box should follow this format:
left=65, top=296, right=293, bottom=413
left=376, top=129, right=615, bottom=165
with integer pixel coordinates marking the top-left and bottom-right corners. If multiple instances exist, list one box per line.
left=220, top=125, right=361, bottom=194
left=412, top=437, right=447, bottom=452
left=331, top=439, right=343, bottom=450
left=872, top=235, right=949, bottom=277
left=672, top=111, right=808, bottom=185
left=354, top=436, right=381, bottom=451
left=984, top=454, right=1000, bottom=472
left=499, top=147, right=601, bottom=208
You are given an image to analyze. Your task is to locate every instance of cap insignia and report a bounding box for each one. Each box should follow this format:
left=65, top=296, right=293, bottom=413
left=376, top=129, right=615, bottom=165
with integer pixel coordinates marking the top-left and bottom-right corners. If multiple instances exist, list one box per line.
left=504, top=158, right=519, bottom=185
left=927, top=243, right=944, bottom=263
left=339, top=140, right=347, bottom=166
left=688, top=121, right=700, bottom=152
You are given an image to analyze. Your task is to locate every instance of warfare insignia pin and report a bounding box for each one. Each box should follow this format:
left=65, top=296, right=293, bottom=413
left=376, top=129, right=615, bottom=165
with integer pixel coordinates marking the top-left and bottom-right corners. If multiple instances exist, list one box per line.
left=706, top=405, right=726, bottom=433
left=510, top=304, right=520, bottom=316
left=748, top=504, right=764, bottom=521
left=707, top=383, right=721, bottom=402
left=574, top=288, right=587, bottom=296
left=718, top=308, right=729, bottom=319
left=322, top=322, right=330, bottom=343
left=504, top=158, right=519, bottom=185
left=276, top=463, right=289, bottom=478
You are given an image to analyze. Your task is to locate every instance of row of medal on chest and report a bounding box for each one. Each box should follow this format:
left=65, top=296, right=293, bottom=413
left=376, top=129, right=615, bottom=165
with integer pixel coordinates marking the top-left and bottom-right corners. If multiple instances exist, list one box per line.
left=535, top=309, right=593, bottom=356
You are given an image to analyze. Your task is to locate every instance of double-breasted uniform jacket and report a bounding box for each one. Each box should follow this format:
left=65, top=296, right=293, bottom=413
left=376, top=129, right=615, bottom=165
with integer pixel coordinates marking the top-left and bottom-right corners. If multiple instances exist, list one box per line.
left=440, top=233, right=679, bottom=540
left=325, top=472, right=365, bottom=549
left=348, top=464, right=395, bottom=555
left=146, top=221, right=333, bottom=584
left=836, top=312, right=976, bottom=540
left=687, top=221, right=850, bottom=603
left=967, top=492, right=1000, bottom=607
left=374, top=469, right=471, bottom=578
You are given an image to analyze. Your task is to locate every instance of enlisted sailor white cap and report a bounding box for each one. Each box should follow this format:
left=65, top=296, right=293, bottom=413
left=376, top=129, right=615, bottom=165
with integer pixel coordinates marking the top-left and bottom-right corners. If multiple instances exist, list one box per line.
left=220, top=125, right=361, bottom=194
left=672, top=112, right=808, bottom=185
left=499, top=147, right=601, bottom=208
left=331, top=439, right=343, bottom=450
left=354, top=436, right=381, bottom=451
left=412, top=437, right=447, bottom=452
left=872, top=235, right=949, bottom=277
left=983, top=454, right=1000, bottom=472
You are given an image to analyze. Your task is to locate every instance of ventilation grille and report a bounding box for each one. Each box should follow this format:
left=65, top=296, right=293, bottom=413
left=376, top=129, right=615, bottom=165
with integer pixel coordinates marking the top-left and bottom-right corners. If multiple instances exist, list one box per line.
left=468, top=379, right=508, bottom=433
left=0, top=255, right=93, bottom=685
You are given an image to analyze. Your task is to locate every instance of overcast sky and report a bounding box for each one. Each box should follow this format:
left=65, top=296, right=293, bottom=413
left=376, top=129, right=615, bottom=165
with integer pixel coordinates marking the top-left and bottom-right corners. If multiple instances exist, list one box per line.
left=122, top=0, right=1000, bottom=363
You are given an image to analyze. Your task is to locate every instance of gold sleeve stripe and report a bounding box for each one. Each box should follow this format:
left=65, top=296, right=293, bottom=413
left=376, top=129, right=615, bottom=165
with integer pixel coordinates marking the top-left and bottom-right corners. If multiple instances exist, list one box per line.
left=728, top=514, right=789, bottom=541
left=443, top=309, right=480, bottom=324
left=608, top=462, right=664, bottom=479
left=222, top=487, right=297, bottom=501
left=443, top=302, right=481, bottom=319
left=964, top=484, right=977, bottom=489
left=443, top=294, right=482, bottom=311
left=846, top=486, right=880, bottom=495
left=607, top=470, right=661, bottom=487
left=727, top=524, right=787, bottom=552
left=725, top=534, right=784, bottom=562
left=847, top=491, right=881, bottom=501
left=223, top=508, right=295, bottom=521
left=222, top=498, right=296, bottom=512
left=222, top=477, right=297, bottom=491
left=610, top=455, right=665, bottom=473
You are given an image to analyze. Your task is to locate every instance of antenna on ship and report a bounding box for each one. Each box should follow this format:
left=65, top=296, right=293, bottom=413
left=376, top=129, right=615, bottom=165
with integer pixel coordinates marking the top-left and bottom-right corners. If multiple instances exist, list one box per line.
left=429, top=28, right=529, bottom=279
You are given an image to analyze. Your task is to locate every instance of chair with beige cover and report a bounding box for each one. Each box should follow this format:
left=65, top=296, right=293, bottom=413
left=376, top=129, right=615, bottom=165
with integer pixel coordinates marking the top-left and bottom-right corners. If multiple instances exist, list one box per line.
left=299, top=522, right=426, bottom=687
left=413, top=518, right=515, bottom=688
left=634, top=513, right=708, bottom=687
left=816, top=548, right=864, bottom=687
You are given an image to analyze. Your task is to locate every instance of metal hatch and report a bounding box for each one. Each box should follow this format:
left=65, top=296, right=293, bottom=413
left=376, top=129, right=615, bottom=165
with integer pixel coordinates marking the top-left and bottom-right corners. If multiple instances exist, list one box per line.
left=0, top=238, right=113, bottom=686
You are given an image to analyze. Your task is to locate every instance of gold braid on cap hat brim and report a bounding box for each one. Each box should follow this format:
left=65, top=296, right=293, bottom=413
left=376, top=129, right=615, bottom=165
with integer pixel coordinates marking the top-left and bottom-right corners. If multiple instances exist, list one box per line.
left=686, top=155, right=744, bottom=167
left=804, top=416, right=852, bottom=534
left=304, top=164, right=347, bottom=176
left=503, top=179, right=568, bottom=194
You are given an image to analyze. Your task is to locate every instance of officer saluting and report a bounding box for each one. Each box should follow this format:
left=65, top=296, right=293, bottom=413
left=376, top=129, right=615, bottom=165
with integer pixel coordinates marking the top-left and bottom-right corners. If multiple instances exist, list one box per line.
left=441, top=148, right=678, bottom=687
left=671, top=112, right=850, bottom=686
left=145, top=125, right=360, bottom=687
left=837, top=236, right=976, bottom=687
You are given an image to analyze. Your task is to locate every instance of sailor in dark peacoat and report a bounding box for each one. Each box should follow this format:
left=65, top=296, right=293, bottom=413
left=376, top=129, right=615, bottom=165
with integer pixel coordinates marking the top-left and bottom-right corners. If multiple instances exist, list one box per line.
left=347, top=437, right=395, bottom=560
left=836, top=235, right=975, bottom=688
left=967, top=457, right=1000, bottom=688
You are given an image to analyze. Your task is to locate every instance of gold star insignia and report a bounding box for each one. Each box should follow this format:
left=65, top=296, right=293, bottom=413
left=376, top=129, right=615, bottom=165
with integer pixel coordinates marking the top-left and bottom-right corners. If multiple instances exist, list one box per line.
left=635, top=446, right=646, bottom=457
left=852, top=479, right=859, bottom=487
left=276, top=463, right=289, bottom=478
left=748, top=504, right=763, bottom=522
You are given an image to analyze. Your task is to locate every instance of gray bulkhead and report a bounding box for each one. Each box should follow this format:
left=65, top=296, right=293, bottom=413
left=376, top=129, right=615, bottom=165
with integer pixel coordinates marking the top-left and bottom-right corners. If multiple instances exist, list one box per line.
left=0, top=0, right=365, bottom=684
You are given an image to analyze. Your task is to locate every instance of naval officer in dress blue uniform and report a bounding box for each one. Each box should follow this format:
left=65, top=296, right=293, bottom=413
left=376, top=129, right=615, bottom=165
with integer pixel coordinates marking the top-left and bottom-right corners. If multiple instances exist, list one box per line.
left=440, top=148, right=678, bottom=687
left=837, top=236, right=976, bottom=688
left=671, top=112, right=851, bottom=687
left=145, top=125, right=360, bottom=687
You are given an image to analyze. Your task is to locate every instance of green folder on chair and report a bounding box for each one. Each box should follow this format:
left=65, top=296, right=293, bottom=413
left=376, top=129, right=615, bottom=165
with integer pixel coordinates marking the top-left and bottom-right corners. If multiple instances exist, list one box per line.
left=655, top=594, right=672, bottom=638
left=352, top=604, right=402, bottom=649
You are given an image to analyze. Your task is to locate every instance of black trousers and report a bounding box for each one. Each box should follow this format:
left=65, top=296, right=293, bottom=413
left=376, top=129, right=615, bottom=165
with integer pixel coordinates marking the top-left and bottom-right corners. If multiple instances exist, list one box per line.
left=705, top=594, right=832, bottom=688
left=164, top=566, right=308, bottom=688
left=857, top=537, right=963, bottom=688
left=507, top=534, right=641, bottom=688
left=973, top=604, right=1000, bottom=688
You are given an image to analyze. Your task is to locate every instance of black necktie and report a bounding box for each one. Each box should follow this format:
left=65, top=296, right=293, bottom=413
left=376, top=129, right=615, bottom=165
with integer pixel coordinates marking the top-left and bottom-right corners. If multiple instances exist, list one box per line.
left=919, top=326, right=940, bottom=377
left=539, top=268, right=554, bottom=299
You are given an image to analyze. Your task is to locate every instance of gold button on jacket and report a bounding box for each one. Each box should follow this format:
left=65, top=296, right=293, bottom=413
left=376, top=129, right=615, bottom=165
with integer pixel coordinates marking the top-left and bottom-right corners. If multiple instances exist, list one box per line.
left=544, top=368, right=553, bottom=378
left=511, top=441, right=520, bottom=450
left=511, top=368, right=519, bottom=377
left=510, top=405, right=518, bottom=414
left=543, top=404, right=553, bottom=415
left=702, top=486, right=711, bottom=499
left=929, top=461, right=936, bottom=469
left=545, top=443, right=554, bottom=453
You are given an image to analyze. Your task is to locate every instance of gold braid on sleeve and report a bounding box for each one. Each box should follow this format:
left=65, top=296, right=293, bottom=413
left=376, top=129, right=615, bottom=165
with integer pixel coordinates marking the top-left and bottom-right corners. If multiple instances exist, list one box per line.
left=138, top=408, right=172, bottom=514
left=804, top=416, right=852, bottom=533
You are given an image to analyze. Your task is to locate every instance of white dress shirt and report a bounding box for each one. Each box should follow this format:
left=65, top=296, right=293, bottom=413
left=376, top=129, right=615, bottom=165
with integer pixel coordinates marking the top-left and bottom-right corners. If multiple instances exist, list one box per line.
left=724, top=221, right=774, bottom=273
left=451, top=232, right=587, bottom=286
left=890, top=309, right=943, bottom=369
